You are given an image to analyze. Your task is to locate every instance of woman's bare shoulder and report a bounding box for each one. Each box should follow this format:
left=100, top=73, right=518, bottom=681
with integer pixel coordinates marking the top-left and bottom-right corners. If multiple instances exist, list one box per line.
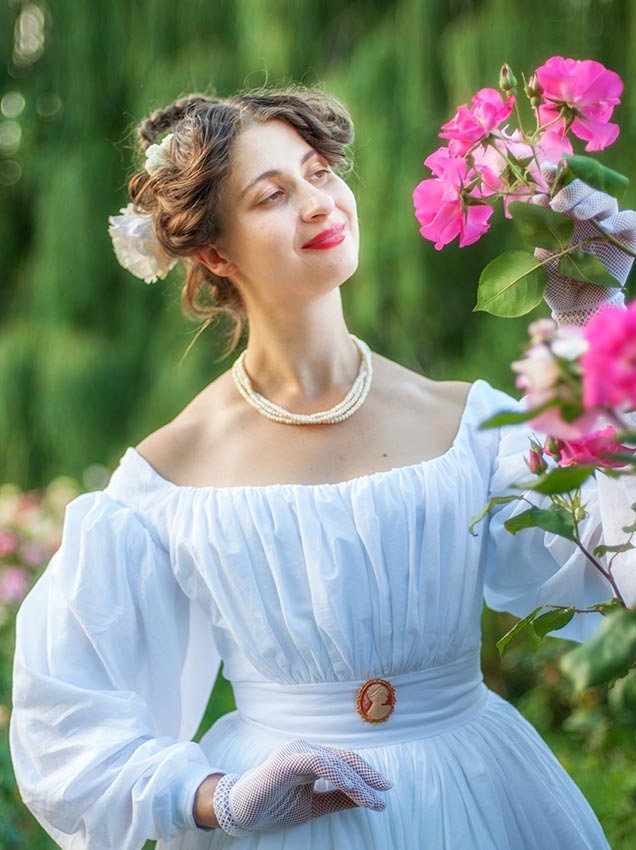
left=372, top=353, right=472, bottom=413
left=134, top=370, right=238, bottom=484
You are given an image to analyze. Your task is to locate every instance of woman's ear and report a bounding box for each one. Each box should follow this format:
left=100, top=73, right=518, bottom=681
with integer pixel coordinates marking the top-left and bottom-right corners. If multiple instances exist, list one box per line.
left=194, top=245, right=236, bottom=278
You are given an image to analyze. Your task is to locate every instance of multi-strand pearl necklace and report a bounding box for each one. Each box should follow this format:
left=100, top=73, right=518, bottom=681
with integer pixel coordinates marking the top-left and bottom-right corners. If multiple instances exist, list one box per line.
left=231, top=335, right=373, bottom=425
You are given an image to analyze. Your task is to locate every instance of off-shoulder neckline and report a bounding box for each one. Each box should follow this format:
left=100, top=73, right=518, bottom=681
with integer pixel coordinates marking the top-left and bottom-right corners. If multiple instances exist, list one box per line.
left=123, top=379, right=487, bottom=495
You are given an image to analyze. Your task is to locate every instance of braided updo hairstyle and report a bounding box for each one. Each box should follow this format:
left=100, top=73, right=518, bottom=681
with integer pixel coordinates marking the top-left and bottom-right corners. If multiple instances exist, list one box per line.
left=128, top=88, right=355, bottom=350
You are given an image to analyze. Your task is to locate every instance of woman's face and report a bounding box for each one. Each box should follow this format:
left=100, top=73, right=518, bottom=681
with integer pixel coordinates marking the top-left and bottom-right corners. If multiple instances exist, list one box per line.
left=211, top=119, right=359, bottom=311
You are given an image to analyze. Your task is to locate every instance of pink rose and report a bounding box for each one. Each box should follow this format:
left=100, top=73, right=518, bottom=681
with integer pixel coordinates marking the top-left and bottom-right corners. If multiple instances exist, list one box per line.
left=0, top=565, right=29, bottom=604
left=557, top=427, right=632, bottom=468
left=440, top=88, right=515, bottom=155
left=413, top=147, right=493, bottom=250
left=582, top=302, right=636, bottom=410
left=535, top=56, right=623, bottom=152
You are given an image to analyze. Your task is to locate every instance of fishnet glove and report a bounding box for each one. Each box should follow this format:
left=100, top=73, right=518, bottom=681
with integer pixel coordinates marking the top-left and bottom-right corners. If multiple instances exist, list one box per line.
left=212, top=738, right=392, bottom=837
left=534, top=179, right=636, bottom=325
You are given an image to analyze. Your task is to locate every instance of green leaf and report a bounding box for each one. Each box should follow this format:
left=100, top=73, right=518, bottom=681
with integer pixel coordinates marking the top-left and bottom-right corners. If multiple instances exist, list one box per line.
left=560, top=608, right=636, bottom=691
left=504, top=506, right=576, bottom=539
left=469, top=495, right=521, bottom=534
left=558, top=251, right=620, bottom=287
left=590, top=598, right=624, bottom=615
left=508, top=202, right=573, bottom=250
left=474, top=251, right=546, bottom=317
left=519, top=465, right=594, bottom=495
left=563, top=155, right=629, bottom=198
left=532, top=607, right=575, bottom=638
left=479, top=401, right=557, bottom=430
left=496, top=606, right=544, bottom=656
left=593, top=542, right=635, bottom=557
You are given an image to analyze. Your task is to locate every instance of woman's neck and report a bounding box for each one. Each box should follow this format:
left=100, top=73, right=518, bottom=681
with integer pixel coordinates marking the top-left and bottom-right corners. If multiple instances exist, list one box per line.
left=240, top=302, right=360, bottom=410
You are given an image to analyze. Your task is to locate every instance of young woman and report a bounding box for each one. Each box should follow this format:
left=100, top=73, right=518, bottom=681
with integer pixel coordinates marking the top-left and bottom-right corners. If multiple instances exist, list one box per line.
left=10, top=89, right=633, bottom=849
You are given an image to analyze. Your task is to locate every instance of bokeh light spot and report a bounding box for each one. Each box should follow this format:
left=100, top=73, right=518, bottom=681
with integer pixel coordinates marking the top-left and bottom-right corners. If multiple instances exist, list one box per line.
left=36, top=93, right=62, bottom=118
left=0, top=160, right=22, bottom=186
left=13, top=4, right=46, bottom=68
left=1, top=92, right=26, bottom=119
left=0, top=121, right=22, bottom=154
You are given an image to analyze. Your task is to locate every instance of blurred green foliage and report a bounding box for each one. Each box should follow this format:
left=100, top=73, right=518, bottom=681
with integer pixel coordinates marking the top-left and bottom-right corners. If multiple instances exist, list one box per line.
left=2, top=1, right=636, bottom=848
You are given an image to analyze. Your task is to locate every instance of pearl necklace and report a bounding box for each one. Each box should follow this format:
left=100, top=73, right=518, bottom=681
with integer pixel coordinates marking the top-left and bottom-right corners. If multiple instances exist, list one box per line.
left=231, top=335, right=373, bottom=425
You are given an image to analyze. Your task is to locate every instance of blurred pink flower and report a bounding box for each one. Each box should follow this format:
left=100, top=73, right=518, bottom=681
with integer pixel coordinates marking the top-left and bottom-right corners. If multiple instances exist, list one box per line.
left=18, top=540, right=50, bottom=567
left=0, top=565, right=29, bottom=604
left=557, top=427, right=632, bottom=468
left=440, top=88, right=515, bottom=155
left=512, top=343, right=561, bottom=407
left=582, top=302, right=636, bottom=410
left=512, top=334, right=601, bottom=440
left=529, top=408, right=602, bottom=442
left=413, top=147, right=493, bottom=249
left=0, top=529, right=18, bottom=558
left=535, top=56, right=623, bottom=152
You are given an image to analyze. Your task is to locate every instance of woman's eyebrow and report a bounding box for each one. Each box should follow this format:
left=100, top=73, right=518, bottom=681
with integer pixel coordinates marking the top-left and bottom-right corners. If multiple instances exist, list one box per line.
left=240, top=149, right=318, bottom=198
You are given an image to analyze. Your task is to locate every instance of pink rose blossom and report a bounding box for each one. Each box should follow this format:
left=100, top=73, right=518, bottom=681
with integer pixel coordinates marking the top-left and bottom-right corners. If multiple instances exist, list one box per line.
left=440, top=88, right=515, bottom=155
left=0, top=565, right=29, bottom=604
left=557, top=427, right=632, bottom=468
left=582, top=302, right=636, bottom=410
left=413, top=147, right=493, bottom=249
left=535, top=56, right=623, bottom=152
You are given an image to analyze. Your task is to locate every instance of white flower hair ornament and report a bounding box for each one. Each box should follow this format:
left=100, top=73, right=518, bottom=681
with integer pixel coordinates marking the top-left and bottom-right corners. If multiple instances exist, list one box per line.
left=107, top=133, right=177, bottom=284
left=144, top=132, right=174, bottom=176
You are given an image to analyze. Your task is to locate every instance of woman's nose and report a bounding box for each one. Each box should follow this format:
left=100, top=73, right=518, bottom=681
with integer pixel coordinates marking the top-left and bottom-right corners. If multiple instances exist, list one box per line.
left=299, top=184, right=335, bottom=219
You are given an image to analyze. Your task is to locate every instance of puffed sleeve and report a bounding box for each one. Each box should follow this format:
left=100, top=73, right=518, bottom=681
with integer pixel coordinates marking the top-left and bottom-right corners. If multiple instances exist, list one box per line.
left=482, top=387, right=635, bottom=642
left=10, top=491, right=221, bottom=850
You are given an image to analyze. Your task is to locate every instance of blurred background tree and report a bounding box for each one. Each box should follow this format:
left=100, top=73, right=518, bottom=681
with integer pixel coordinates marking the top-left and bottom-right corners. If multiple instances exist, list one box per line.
left=2, top=1, right=636, bottom=848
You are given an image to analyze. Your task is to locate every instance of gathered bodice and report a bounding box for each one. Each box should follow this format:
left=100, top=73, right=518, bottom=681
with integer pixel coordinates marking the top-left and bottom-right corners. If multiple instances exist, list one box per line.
left=107, top=381, right=498, bottom=687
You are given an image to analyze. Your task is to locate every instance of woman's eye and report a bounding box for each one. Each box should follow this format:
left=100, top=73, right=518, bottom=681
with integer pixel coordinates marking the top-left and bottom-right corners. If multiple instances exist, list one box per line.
left=260, top=190, right=284, bottom=205
left=311, top=167, right=331, bottom=182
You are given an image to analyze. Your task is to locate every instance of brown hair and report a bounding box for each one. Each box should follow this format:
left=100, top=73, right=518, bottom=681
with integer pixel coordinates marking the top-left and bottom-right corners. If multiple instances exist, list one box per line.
left=128, top=88, right=355, bottom=351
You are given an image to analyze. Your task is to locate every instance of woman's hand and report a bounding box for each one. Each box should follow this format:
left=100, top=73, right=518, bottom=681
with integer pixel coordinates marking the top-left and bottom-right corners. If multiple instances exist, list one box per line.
left=210, top=738, right=392, bottom=836
left=535, top=179, right=636, bottom=325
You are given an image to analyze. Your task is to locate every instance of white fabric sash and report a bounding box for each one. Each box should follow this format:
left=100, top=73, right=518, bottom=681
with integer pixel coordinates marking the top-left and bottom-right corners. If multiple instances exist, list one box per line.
left=231, top=653, right=489, bottom=746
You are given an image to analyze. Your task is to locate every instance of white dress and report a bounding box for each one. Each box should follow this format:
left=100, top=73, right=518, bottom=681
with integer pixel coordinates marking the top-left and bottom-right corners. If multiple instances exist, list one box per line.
left=11, top=380, right=621, bottom=849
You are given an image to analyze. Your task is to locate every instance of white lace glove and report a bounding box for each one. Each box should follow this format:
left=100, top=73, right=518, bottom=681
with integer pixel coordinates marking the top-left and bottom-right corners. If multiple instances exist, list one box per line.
left=212, top=738, right=392, bottom=836
left=534, top=179, right=636, bottom=325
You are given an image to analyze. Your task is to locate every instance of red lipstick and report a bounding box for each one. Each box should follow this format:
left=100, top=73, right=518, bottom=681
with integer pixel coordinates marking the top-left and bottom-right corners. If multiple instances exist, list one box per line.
left=302, top=224, right=345, bottom=250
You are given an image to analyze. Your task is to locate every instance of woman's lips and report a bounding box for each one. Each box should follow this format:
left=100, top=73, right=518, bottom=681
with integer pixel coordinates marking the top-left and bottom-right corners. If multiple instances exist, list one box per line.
left=302, top=224, right=346, bottom=250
